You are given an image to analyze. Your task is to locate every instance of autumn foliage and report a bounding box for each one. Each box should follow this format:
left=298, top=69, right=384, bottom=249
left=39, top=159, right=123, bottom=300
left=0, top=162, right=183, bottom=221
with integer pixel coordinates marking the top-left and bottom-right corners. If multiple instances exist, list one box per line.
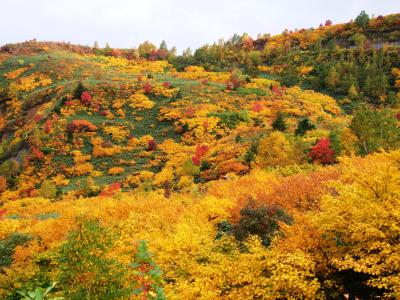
left=308, top=138, right=335, bottom=164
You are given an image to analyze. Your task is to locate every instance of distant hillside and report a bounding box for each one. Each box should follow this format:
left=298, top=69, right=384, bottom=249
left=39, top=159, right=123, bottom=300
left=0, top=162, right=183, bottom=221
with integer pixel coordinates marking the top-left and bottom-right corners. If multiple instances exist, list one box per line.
left=171, top=12, right=400, bottom=107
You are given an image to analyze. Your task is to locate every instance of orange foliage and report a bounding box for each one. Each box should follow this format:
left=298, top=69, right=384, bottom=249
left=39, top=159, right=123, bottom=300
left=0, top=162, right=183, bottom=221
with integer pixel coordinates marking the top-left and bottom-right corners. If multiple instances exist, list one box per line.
left=68, top=120, right=97, bottom=132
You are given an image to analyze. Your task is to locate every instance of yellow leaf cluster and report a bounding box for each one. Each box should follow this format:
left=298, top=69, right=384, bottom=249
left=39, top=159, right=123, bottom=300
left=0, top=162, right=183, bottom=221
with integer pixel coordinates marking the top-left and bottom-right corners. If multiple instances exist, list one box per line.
left=128, top=93, right=155, bottom=110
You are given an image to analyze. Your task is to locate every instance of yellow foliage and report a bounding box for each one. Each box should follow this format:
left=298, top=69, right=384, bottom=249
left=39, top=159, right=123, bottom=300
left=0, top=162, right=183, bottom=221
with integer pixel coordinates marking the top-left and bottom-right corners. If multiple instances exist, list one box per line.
left=311, top=151, right=400, bottom=297
left=91, top=137, right=125, bottom=157
left=4, top=67, right=29, bottom=80
left=256, top=132, right=293, bottom=168
left=103, top=125, right=130, bottom=142
left=152, top=85, right=180, bottom=98
left=9, top=72, right=52, bottom=92
left=124, top=170, right=154, bottom=186
left=128, top=93, right=155, bottom=110
left=108, top=167, right=124, bottom=175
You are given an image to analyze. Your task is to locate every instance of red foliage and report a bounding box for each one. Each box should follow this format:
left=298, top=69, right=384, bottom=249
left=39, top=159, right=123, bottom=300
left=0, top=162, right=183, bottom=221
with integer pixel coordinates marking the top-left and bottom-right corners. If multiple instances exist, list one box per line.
left=308, top=138, right=335, bottom=165
left=100, top=182, right=122, bottom=197
left=143, top=82, right=152, bottom=94
left=64, top=100, right=73, bottom=106
left=101, top=110, right=109, bottom=116
left=251, top=101, right=264, bottom=113
left=192, top=144, right=209, bottom=166
left=201, top=78, right=209, bottom=85
left=149, top=49, right=158, bottom=61
left=68, top=120, right=98, bottom=132
left=21, top=188, right=35, bottom=197
left=80, top=91, right=92, bottom=106
left=325, top=20, right=332, bottom=26
left=0, top=209, right=6, bottom=218
left=192, top=155, right=201, bottom=166
left=184, top=107, right=195, bottom=118
left=195, top=144, right=209, bottom=157
left=271, top=85, right=282, bottom=96
left=111, top=49, right=122, bottom=57
left=44, top=119, right=52, bottom=134
left=163, top=81, right=171, bottom=88
left=31, top=146, right=44, bottom=160
left=396, top=112, right=400, bottom=120
left=226, top=81, right=234, bottom=90
left=157, top=49, right=168, bottom=59
left=147, top=139, right=157, bottom=151
left=34, top=115, right=42, bottom=122
left=242, top=37, right=254, bottom=50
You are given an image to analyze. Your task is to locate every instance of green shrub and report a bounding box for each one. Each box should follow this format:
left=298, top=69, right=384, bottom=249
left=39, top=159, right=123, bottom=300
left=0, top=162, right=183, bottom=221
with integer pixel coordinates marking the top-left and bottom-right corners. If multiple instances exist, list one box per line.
left=209, top=110, right=250, bottom=129
left=57, top=218, right=128, bottom=300
left=129, top=241, right=166, bottom=300
left=38, top=180, right=57, bottom=199
left=233, top=202, right=292, bottom=247
left=0, top=233, right=32, bottom=270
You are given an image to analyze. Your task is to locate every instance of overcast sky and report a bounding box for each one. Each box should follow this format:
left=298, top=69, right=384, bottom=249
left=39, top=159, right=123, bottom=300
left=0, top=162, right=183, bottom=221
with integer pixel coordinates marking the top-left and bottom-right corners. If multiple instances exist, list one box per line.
left=1, top=0, right=398, bottom=53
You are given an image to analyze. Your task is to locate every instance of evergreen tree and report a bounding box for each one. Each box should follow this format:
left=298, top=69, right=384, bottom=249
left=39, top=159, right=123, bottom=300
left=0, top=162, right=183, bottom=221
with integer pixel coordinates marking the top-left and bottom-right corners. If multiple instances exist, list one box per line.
left=355, top=11, right=370, bottom=29
left=386, top=91, right=398, bottom=106
left=295, top=118, right=315, bottom=136
left=272, top=112, right=287, bottom=132
left=325, top=66, right=340, bottom=90
left=159, top=40, right=168, bottom=51
left=73, top=82, right=86, bottom=100
left=243, top=141, right=258, bottom=166
left=329, top=131, right=342, bottom=156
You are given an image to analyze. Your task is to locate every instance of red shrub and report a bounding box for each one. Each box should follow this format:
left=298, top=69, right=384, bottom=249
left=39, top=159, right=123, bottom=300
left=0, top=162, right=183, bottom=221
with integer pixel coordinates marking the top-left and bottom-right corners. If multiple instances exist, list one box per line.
left=34, top=115, right=42, bottom=122
left=31, top=146, right=44, bottom=160
left=111, top=49, right=122, bottom=57
left=143, top=82, right=152, bottom=94
left=226, top=81, right=234, bottom=90
left=252, top=102, right=263, bottom=113
left=192, top=155, right=201, bottom=166
left=163, top=81, right=171, bottom=88
left=68, top=120, right=97, bottom=132
left=272, top=85, right=282, bottom=96
left=100, top=182, right=122, bottom=197
left=195, top=144, right=209, bottom=158
left=308, top=138, right=335, bottom=165
left=80, top=91, right=92, bottom=106
left=184, top=107, right=195, bottom=118
left=44, top=119, right=52, bottom=134
left=147, top=139, right=157, bottom=151
left=157, top=49, right=168, bottom=59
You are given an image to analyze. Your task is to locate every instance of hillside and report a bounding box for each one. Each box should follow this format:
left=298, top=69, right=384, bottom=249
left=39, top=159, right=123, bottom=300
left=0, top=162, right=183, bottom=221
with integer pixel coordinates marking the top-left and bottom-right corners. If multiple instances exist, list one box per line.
left=0, top=47, right=350, bottom=199
left=0, top=11, right=400, bottom=300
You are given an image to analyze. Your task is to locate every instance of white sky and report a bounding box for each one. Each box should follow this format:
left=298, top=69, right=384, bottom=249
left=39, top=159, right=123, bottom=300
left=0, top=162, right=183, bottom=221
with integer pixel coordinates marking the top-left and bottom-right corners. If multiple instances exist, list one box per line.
left=0, top=0, right=399, bottom=53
